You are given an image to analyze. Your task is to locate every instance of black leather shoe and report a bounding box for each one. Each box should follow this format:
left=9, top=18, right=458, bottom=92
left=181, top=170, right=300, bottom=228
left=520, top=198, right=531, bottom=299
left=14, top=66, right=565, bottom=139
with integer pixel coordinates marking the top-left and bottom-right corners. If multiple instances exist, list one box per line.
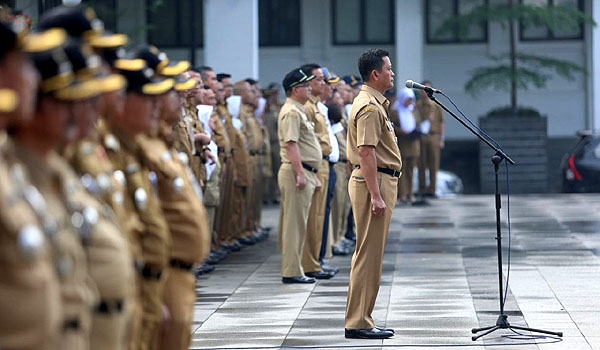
left=345, top=328, right=393, bottom=339
left=305, top=270, right=334, bottom=279
left=282, top=276, right=316, bottom=284
left=238, top=237, right=255, bottom=246
left=232, top=241, right=243, bottom=251
left=375, top=326, right=395, bottom=333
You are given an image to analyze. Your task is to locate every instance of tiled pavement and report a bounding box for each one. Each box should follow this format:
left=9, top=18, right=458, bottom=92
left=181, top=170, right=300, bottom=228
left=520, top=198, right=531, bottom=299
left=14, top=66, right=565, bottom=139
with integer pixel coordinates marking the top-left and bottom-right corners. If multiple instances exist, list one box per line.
left=190, top=194, right=600, bottom=350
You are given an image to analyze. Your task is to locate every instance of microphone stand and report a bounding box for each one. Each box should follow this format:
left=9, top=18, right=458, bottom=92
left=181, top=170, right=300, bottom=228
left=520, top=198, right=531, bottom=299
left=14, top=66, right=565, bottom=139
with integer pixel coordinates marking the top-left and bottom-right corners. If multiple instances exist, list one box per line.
left=425, top=90, right=563, bottom=341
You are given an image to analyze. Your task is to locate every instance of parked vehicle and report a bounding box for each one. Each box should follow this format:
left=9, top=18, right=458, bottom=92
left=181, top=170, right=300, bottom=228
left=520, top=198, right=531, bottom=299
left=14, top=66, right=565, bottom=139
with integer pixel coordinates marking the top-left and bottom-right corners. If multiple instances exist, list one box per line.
left=413, top=169, right=464, bottom=197
left=560, top=131, right=600, bottom=193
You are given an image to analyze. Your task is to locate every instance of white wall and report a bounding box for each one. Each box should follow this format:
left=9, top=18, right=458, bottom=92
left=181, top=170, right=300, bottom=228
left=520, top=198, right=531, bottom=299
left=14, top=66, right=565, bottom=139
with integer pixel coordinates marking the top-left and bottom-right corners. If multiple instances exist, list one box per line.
left=258, top=0, right=394, bottom=96
left=259, top=0, right=588, bottom=140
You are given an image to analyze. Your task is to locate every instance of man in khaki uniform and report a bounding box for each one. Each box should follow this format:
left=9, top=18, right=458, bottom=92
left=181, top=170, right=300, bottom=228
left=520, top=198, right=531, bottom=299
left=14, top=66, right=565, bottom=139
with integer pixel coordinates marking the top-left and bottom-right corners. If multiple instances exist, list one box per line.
left=345, top=49, right=400, bottom=339
left=390, top=88, right=421, bottom=204
left=263, top=84, right=282, bottom=204
left=12, top=43, right=100, bottom=350
left=0, top=25, right=65, bottom=350
left=278, top=68, right=322, bottom=284
left=416, top=81, right=445, bottom=197
left=101, top=58, right=173, bottom=350
left=220, top=94, right=250, bottom=250
left=136, top=78, right=210, bottom=350
left=299, top=63, right=334, bottom=279
left=59, top=37, right=136, bottom=350
left=235, top=80, right=262, bottom=243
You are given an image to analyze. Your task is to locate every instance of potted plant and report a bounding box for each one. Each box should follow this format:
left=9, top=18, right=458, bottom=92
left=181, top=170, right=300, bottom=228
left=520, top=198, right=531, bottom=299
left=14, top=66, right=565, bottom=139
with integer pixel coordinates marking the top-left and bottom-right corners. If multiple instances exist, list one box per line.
left=434, top=0, right=594, bottom=193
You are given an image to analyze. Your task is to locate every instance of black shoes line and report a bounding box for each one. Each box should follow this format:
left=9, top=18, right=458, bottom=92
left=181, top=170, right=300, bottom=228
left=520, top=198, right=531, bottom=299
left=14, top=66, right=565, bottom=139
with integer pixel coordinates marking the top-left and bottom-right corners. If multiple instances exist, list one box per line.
left=345, top=327, right=395, bottom=339
left=195, top=227, right=271, bottom=277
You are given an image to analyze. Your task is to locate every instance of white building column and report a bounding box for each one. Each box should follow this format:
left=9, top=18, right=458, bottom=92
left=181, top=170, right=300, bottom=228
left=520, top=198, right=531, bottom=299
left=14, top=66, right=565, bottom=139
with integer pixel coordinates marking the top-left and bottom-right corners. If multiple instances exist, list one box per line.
left=587, top=0, right=600, bottom=131
left=204, top=0, right=259, bottom=81
left=394, top=0, right=424, bottom=87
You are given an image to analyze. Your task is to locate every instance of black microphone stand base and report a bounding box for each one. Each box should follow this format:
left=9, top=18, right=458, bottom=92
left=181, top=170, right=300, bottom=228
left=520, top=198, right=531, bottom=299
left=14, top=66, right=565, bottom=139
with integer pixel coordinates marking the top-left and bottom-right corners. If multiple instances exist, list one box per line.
left=424, top=91, right=562, bottom=342
left=471, top=314, right=563, bottom=341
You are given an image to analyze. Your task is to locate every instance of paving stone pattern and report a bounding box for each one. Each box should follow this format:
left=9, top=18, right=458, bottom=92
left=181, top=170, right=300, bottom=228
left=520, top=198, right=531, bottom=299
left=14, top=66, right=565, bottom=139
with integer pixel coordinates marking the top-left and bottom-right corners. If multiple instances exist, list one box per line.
left=190, top=194, right=600, bottom=350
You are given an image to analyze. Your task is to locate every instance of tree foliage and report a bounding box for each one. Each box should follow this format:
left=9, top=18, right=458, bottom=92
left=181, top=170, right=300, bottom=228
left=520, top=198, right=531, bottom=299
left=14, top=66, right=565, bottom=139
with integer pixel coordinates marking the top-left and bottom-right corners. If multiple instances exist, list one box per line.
left=434, top=1, right=594, bottom=113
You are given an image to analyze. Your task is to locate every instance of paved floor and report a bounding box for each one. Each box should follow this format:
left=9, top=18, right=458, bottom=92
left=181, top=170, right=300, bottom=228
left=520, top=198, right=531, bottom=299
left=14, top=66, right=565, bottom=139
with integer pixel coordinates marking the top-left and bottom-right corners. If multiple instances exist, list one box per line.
left=190, top=194, right=600, bottom=350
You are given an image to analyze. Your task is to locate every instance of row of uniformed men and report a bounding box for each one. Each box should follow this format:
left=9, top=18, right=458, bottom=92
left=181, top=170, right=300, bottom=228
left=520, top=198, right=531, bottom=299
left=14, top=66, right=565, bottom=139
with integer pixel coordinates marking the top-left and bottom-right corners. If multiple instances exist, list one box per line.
left=276, top=64, right=364, bottom=283
left=0, top=4, right=270, bottom=350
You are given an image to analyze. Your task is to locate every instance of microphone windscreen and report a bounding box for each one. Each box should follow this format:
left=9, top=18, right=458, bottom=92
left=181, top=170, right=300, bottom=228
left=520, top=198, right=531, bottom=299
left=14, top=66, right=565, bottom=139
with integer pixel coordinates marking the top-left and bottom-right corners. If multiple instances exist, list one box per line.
left=405, top=80, right=414, bottom=88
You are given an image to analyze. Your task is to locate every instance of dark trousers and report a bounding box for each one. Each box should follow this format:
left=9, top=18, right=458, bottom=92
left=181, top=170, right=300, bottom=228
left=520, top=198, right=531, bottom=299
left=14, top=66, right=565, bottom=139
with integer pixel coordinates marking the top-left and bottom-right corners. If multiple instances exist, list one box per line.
left=319, top=162, right=337, bottom=263
left=345, top=208, right=355, bottom=240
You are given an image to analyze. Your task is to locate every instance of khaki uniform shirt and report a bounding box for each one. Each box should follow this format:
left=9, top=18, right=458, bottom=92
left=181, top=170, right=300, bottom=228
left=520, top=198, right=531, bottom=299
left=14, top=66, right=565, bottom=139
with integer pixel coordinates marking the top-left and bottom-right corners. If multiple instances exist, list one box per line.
left=278, top=97, right=322, bottom=170
left=50, top=153, right=134, bottom=305
left=210, top=109, right=232, bottom=163
left=171, top=120, right=194, bottom=161
left=335, top=129, right=347, bottom=162
left=0, top=133, right=62, bottom=350
left=101, top=123, right=171, bottom=270
left=240, top=104, right=263, bottom=154
left=305, top=95, right=331, bottom=157
left=347, top=85, right=402, bottom=170
left=183, top=100, right=207, bottom=185
left=222, top=111, right=251, bottom=187
left=137, top=128, right=210, bottom=264
left=13, top=145, right=98, bottom=345
left=416, top=99, right=445, bottom=134
left=389, top=107, right=421, bottom=158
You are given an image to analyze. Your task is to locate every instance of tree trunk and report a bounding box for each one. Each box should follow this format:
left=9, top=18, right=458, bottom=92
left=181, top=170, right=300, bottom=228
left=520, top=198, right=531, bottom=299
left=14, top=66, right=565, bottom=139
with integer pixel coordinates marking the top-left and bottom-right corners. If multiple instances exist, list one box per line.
left=509, top=0, right=517, bottom=114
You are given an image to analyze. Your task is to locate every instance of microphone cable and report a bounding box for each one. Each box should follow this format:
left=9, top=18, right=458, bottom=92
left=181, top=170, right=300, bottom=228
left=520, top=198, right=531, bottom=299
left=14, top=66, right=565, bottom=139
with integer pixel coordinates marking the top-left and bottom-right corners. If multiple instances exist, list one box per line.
left=436, top=92, right=515, bottom=323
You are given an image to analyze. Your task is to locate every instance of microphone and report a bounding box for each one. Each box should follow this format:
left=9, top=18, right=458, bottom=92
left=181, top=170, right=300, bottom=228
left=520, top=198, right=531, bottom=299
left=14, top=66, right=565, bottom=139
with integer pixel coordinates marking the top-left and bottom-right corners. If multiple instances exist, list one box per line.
left=405, top=80, right=442, bottom=94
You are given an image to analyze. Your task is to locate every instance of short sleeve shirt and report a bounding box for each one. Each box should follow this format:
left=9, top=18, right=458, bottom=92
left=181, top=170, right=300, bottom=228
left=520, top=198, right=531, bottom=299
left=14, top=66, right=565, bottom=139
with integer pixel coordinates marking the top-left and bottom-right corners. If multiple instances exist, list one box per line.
left=278, top=98, right=323, bottom=169
left=347, top=85, right=402, bottom=170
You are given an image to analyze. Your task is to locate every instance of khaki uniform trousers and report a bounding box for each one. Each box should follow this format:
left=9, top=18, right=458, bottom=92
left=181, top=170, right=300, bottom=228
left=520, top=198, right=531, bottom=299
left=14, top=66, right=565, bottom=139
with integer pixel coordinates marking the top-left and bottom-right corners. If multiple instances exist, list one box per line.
left=158, top=267, right=195, bottom=350
left=218, top=164, right=238, bottom=245
left=139, top=275, right=167, bottom=350
left=204, top=164, right=221, bottom=250
left=243, top=155, right=258, bottom=236
left=345, top=170, right=398, bottom=329
left=278, top=164, right=316, bottom=277
left=399, top=156, right=418, bottom=199
left=214, top=160, right=230, bottom=245
left=331, top=162, right=350, bottom=245
left=418, top=134, right=441, bottom=195
left=254, top=155, right=265, bottom=227
left=90, top=308, right=130, bottom=350
left=127, top=277, right=143, bottom=350
left=301, top=162, right=329, bottom=273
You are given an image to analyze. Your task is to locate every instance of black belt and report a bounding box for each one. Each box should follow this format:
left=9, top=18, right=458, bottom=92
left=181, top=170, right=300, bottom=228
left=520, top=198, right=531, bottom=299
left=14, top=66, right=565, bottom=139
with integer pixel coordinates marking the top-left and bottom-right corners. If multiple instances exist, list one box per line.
left=140, top=265, right=163, bottom=280
left=301, top=162, right=318, bottom=174
left=64, top=318, right=80, bottom=331
left=339, top=159, right=347, bottom=163
left=96, top=299, right=124, bottom=314
left=328, top=161, right=337, bottom=166
left=353, top=165, right=401, bottom=178
left=377, top=167, right=401, bottom=177
left=170, top=258, right=194, bottom=271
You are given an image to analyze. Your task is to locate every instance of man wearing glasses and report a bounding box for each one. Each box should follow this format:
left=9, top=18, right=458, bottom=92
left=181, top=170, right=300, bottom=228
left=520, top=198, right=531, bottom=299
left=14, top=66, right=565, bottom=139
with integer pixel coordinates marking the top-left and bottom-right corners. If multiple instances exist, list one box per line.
left=277, top=68, right=323, bottom=284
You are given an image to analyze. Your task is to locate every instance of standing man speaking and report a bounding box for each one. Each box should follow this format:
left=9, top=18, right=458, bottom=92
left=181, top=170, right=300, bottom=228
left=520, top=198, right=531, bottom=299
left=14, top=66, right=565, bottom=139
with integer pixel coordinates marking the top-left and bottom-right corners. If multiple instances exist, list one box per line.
left=345, top=49, right=402, bottom=339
